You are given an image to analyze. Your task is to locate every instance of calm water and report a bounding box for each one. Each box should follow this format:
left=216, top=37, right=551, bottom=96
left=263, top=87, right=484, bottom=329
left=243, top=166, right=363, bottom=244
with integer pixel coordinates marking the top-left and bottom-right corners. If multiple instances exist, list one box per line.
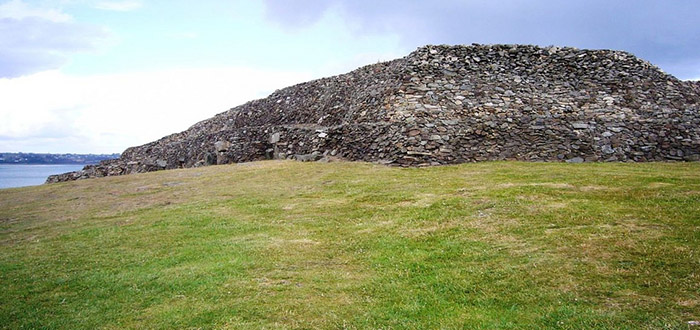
left=0, top=164, right=85, bottom=189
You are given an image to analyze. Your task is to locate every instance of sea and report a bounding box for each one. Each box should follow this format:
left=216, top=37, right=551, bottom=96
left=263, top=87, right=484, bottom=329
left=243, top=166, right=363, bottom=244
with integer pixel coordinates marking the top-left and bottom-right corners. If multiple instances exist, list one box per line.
left=0, top=164, right=85, bottom=189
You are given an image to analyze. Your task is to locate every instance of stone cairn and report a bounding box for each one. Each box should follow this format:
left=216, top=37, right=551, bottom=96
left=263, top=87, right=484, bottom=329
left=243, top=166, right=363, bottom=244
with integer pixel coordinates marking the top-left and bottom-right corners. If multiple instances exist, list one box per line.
left=47, top=44, right=700, bottom=183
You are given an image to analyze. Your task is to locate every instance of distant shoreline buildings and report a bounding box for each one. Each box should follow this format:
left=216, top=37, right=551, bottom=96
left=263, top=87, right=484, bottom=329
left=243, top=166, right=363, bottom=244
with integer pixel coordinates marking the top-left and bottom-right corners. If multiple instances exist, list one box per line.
left=0, top=152, right=120, bottom=165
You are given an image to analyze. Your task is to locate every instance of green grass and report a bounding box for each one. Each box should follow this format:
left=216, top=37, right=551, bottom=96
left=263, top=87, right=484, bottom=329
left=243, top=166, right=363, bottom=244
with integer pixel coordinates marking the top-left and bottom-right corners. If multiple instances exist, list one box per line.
left=1, top=160, right=698, bottom=329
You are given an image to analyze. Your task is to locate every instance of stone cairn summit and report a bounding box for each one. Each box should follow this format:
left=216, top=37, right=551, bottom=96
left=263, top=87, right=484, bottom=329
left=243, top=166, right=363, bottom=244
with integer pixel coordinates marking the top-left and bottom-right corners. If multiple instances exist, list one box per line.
left=47, top=44, right=700, bottom=183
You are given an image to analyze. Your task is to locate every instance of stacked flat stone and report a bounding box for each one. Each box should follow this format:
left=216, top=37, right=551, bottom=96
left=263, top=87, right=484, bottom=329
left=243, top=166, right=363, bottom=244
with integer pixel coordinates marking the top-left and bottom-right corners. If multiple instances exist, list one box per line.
left=47, top=44, right=700, bottom=183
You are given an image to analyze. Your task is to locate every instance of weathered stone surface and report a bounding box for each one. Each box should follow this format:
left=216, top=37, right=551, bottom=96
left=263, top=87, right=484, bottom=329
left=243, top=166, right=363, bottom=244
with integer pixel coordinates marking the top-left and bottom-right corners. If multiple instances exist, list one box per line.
left=567, top=157, right=585, bottom=164
left=47, top=44, right=700, bottom=183
left=294, top=152, right=323, bottom=162
left=269, top=132, right=281, bottom=144
left=214, top=141, right=231, bottom=152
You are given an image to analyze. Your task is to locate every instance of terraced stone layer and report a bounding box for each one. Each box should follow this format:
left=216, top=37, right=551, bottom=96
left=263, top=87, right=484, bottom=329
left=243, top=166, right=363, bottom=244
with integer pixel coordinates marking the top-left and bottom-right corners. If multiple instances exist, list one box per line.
left=47, top=44, right=700, bottom=183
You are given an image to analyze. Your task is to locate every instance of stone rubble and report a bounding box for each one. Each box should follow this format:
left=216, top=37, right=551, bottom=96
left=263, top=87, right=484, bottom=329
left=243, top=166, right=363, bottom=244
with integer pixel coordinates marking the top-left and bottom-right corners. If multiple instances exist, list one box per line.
left=47, top=44, right=700, bottom=183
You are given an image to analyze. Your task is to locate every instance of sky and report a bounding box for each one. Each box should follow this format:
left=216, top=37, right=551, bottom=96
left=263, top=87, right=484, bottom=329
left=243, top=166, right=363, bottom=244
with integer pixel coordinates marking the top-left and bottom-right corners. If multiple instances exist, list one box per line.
left=1, top=0, right=699, bottom=154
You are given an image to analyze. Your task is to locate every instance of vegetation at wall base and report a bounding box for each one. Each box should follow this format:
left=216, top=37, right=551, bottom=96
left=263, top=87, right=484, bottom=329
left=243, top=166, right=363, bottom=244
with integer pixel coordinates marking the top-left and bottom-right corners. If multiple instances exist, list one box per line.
left=1, top=161, right=699, bottom=328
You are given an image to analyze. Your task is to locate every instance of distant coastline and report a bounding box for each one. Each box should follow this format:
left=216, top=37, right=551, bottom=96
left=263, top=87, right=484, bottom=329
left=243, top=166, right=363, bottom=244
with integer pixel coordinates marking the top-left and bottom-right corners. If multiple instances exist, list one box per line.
left=0, top=152, right=120, bottom=165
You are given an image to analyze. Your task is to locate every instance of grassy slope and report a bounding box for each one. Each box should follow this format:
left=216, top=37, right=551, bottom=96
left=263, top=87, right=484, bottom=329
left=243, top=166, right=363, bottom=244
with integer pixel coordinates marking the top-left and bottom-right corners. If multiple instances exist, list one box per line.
left=0, top=161, right=698, bottom=329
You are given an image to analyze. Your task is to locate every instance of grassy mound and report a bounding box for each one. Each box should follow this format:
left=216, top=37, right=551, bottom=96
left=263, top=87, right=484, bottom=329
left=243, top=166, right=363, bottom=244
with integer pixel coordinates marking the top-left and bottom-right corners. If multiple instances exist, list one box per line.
left=1, top=161, right=698, bottom=328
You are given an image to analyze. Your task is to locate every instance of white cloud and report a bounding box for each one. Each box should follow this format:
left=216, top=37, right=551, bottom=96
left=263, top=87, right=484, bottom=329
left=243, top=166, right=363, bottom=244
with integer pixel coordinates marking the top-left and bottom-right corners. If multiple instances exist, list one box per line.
left=93, top=0, right=142, bottom=11
left=0, top=0, right=110, bottom=78
left=315, top=49, right=407, bottom=78
left=0, top=0, right=71, bottom=22
left=0, top=68, right=312, bottom=153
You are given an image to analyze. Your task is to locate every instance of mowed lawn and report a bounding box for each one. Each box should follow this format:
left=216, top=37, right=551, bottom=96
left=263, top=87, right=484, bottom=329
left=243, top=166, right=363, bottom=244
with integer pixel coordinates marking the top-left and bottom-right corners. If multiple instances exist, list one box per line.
left=0, top=161, right=698, bottom=329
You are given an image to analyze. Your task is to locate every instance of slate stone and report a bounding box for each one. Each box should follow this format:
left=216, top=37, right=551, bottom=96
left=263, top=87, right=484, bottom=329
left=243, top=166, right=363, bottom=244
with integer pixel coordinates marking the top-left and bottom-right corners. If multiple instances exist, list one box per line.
left=269, top=132, right=281, bottom=144
left=47, top=44, right=700, bottom=183
left=566, top=157, right=585, bottom=163
left=214, top=141, right=230, bottom=152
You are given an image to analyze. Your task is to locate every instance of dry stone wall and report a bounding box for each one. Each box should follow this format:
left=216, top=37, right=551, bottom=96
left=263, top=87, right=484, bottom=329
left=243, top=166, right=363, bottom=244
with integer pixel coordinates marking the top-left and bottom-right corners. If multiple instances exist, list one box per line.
left=47, top=44, right=700, bottom=183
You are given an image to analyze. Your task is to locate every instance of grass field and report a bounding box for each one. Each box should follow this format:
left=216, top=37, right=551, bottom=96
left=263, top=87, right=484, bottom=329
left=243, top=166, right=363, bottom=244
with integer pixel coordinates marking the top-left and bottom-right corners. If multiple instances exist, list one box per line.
left=1, top=160, right=699, bottom=329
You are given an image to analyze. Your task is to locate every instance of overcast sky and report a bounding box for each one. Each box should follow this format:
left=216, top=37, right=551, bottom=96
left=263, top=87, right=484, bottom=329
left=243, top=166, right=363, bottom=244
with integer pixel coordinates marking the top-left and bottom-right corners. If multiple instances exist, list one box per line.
left=1, top=0, right=699, bottom=154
